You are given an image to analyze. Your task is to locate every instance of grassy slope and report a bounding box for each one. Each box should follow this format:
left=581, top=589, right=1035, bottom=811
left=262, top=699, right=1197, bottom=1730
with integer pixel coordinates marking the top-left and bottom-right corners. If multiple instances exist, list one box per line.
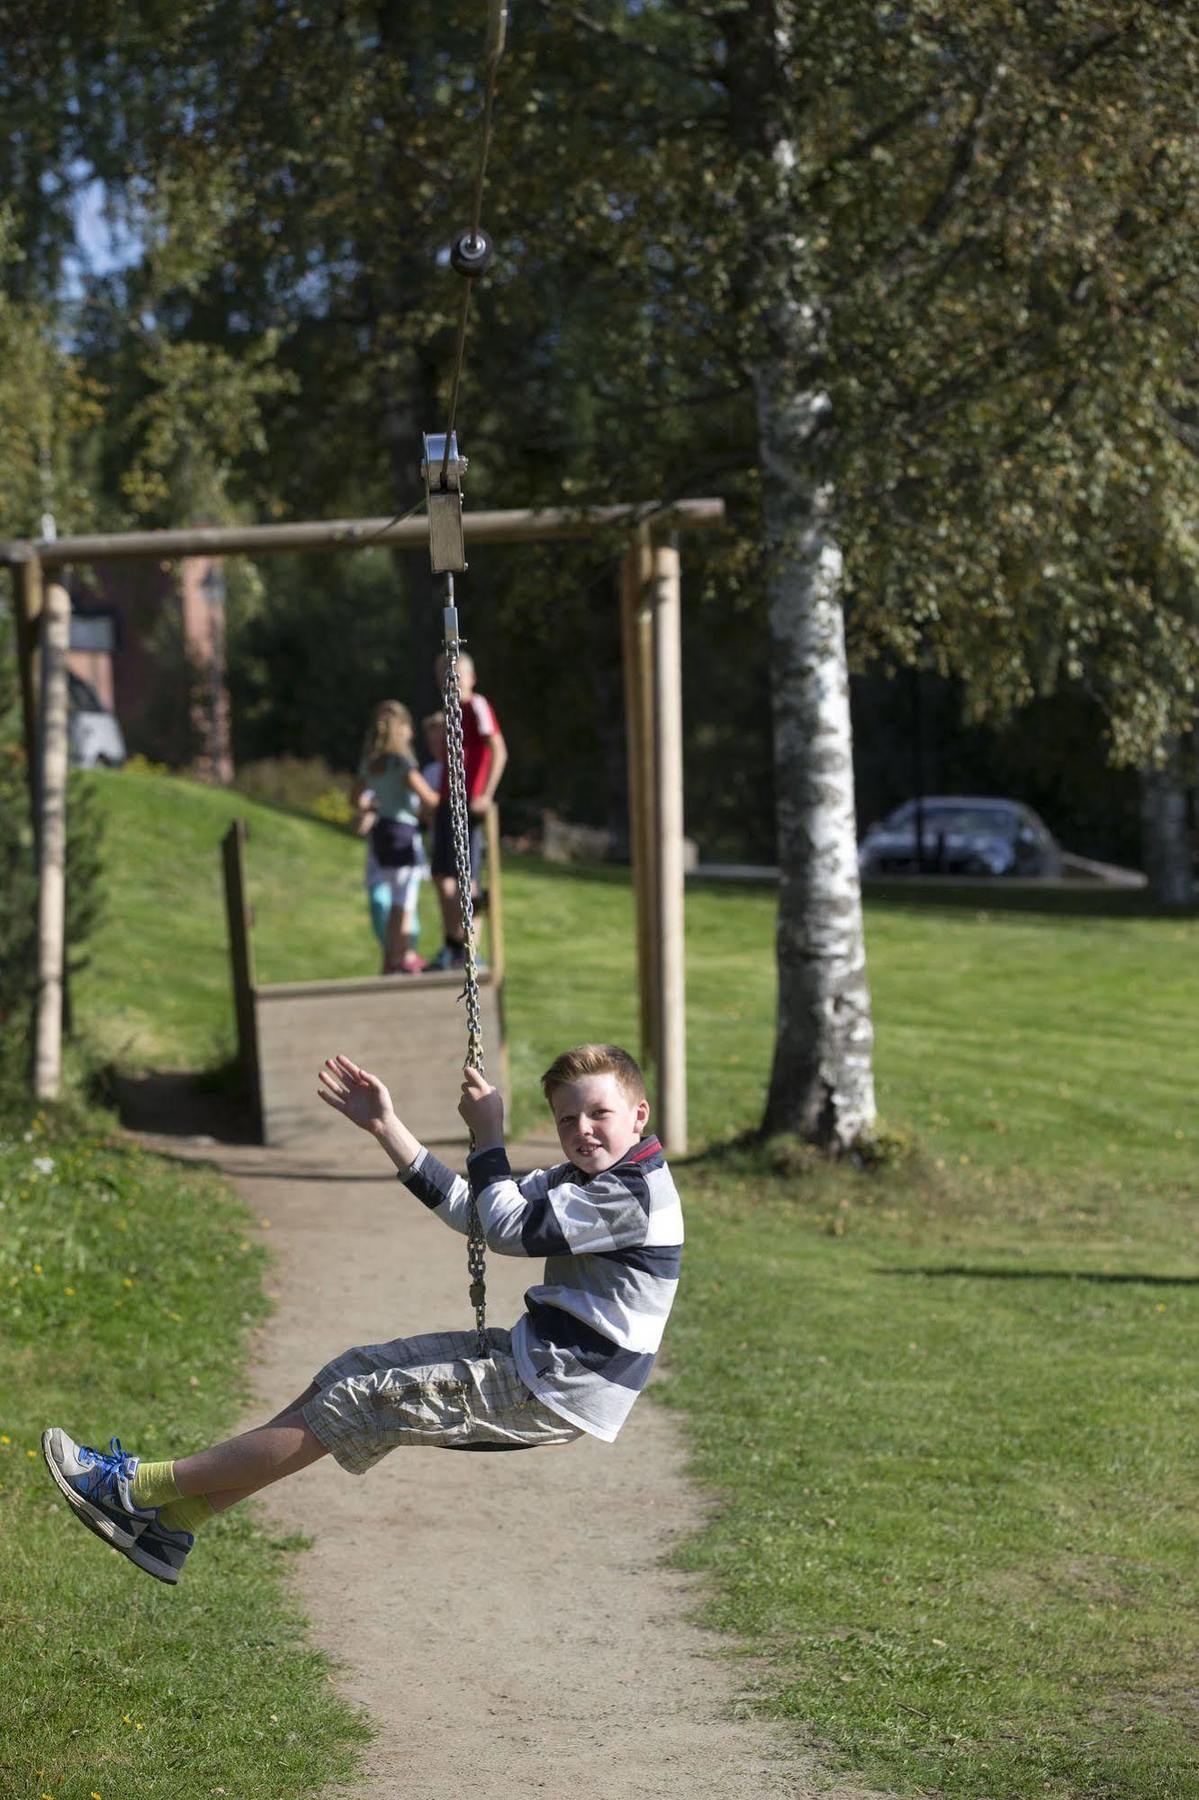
left=68, top=772, right=1199, bottom=1798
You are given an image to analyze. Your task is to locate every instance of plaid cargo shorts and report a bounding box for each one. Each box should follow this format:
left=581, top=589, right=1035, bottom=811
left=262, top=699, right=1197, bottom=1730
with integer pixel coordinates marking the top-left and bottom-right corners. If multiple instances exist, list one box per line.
left=302, top=1325, right=582, bottom=1474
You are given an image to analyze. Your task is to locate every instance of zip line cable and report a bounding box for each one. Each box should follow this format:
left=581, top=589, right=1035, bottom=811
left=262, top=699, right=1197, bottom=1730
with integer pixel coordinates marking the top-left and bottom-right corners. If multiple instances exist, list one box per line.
left=423, top=1, right=511, bottom=1355
left=351, top=494, right=429, bottom=552
left=441, top=0, right=509, bottom=480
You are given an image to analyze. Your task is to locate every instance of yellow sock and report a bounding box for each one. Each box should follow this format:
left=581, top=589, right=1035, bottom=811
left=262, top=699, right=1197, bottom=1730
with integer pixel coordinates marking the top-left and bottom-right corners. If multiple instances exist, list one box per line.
left=159, top=1494, right=215, bottom=1535
left=129, top=1459, right=180, bottom=1510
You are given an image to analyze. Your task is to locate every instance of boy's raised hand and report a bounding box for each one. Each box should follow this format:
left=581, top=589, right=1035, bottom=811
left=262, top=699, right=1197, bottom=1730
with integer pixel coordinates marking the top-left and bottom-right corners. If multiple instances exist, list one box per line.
left=318, top=1054, right=396, bottom=1135
left=459, top=1064, right=505, bottom=1148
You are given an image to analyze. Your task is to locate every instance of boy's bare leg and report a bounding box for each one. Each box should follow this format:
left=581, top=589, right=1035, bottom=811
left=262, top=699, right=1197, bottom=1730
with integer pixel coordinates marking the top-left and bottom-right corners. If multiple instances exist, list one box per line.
left=179, top=1383, right=327, bottom=1507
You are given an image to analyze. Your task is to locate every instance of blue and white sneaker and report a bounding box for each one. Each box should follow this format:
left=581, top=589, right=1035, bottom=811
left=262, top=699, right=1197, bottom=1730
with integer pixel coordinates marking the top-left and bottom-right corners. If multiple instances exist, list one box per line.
left=42, top=1428, right=155, bottom=1550
left=123, top=1515, right=194, bottom=1585
left=431, top=944, right=488, bottom=974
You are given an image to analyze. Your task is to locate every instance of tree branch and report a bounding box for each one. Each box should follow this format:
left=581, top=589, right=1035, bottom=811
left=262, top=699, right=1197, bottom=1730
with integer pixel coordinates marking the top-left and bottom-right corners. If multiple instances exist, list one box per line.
left=528, top=0, right=720, bottom=85
left=805, top=89, right=940, bottom=200
left=919, top=66, right=1004, bottom=237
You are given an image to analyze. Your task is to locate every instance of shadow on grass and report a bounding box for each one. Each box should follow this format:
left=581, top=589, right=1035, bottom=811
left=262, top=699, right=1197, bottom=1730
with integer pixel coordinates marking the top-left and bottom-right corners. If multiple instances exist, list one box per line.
left=860, top=877, right=1188, bottom=922
left=93, top=1060, right=260, bottom=1145
left=882, top=1264, right=1199, bottom=1286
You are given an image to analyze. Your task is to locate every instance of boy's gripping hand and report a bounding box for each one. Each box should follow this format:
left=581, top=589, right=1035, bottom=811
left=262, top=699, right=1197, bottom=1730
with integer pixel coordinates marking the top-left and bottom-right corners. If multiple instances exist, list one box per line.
left=459, top=1064, right=505, bottom=1150
left=318, top=1055, right=395, bottom=1133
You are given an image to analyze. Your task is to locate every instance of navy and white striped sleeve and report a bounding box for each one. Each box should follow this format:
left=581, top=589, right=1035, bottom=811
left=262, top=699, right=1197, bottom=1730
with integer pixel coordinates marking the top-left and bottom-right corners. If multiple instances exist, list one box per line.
left=399, top=1145, right=661, bottom=1258
left=466, top=1146, right=653, bottom=1256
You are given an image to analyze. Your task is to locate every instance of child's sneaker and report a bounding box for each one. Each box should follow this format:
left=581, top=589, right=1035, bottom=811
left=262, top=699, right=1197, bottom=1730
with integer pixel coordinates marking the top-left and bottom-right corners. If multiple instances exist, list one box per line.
left=431, top=945, right=487, bottom=973
left=41, top=1427, right=154, bottom=1549
left=397, top=951, right=426, bottom=975
left=123, top=1516, right=195, bottom=1585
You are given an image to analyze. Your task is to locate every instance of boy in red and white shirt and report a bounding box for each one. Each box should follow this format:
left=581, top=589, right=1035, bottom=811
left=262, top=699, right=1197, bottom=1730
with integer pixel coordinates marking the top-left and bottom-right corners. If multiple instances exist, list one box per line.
left=430, top=652, right=507, bottom=969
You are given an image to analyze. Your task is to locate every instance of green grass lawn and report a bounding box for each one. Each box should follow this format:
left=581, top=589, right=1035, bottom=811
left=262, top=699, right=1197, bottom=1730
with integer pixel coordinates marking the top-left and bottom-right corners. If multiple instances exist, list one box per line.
left=40, top=770, right=1199, bottom=1797
left=0, top=1119, right=367, bottom=1799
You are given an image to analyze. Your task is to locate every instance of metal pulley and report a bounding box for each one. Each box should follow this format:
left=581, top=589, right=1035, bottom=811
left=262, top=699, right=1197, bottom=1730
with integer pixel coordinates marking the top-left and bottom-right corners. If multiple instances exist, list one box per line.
left=449, top=228, right=494, bottom=277
left=421, top=431, right=469, bottom=574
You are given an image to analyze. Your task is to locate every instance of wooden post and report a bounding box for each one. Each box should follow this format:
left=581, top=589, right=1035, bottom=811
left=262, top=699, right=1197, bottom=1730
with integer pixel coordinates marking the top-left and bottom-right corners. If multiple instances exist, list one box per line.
left=34, top=582, right=71, bottom=1100
left=1, top=498, right=725, bottom=569
left=650, top=540, right=687, bottom=1156
left=620, top=528, right=659, bottom=1073
left=13, top=554, right=43, bottom=822
left=482, top=801, right=511, bottom=1108
left=222, top=820, right=263, bottom=1136
left=483, top=801, right=506, bottom=984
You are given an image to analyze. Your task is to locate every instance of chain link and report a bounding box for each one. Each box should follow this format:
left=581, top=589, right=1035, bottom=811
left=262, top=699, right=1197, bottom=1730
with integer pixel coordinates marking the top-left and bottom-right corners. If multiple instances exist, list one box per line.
left=442, top=595, right=488, bottom=1356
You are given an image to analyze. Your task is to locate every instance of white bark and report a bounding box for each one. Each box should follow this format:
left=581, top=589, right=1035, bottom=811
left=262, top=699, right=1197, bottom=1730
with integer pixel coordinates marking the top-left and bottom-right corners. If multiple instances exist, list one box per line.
left=1140, top=740, right=1194, bottom=910
left=725, top=4, right=876, bottom=1147
left=756, top=375, right=876, bottom=1148
left=35, top=581, right=71, bottom=1101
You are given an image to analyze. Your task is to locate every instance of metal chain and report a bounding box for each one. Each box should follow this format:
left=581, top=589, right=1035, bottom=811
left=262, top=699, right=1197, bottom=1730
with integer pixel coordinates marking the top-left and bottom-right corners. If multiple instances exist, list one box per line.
left=442, top=577, right=488, bottom=1355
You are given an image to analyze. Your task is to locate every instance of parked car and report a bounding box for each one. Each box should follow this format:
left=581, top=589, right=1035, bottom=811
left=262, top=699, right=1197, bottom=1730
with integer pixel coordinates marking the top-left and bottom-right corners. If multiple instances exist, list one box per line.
left=858, top=796, right=1062, bottom=878
left=68, top=672, right=126, bottom=769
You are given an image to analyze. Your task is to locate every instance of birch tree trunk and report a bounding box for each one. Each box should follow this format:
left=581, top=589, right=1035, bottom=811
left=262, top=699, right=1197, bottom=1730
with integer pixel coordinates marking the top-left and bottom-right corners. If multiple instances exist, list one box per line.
left=725, top=2, right=877, bottom=1149
left=755, top=369, right=876, bottom=1148
left=1140, top=738, right=1194, bottom=910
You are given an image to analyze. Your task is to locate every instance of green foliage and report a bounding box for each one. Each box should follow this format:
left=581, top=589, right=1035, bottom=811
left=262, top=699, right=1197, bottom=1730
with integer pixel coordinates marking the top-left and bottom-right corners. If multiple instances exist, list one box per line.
left=233, top=755, right=354, bottom=826
left=119, top=333, right=296, bottom=521
left=227, top=550, right=429, bottom=770
left=0, top=210, right=102, bottom=537
left=7, top=5, right=1193, bottom=842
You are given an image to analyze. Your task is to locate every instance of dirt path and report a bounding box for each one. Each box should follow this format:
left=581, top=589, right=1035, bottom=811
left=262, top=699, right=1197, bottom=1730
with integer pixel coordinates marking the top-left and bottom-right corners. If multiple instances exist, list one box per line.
left=155, top=1128, right=883, bottom=1800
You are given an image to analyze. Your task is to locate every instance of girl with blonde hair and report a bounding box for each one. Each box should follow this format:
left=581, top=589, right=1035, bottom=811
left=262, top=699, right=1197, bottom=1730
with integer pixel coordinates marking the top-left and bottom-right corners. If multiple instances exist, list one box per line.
left=351, top=700, right=440, bottom=975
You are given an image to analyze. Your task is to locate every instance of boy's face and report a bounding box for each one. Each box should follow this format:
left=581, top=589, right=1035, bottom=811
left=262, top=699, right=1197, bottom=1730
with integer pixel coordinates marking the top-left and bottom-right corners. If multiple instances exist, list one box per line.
left=550, top=1072, right=650, bottom=1175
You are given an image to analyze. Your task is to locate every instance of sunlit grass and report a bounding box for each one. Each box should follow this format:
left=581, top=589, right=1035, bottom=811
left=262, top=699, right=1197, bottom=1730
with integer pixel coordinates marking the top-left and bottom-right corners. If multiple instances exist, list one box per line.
left=63, top=769, right=1199, bottom=1797
left=0, top=1119, right=367, bottom=1798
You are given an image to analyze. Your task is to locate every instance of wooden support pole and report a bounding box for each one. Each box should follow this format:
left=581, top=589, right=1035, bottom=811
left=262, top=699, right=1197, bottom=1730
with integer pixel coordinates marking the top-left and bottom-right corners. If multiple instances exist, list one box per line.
left=483, top=801, right=511, bottom=1108
left=13, top=555, right=43, bottom=819
left=34, top=582, right=71, bottom=1100
left=620, top=529, right=658, bottom=1073
left=483, top=801, right=506, bottom=985
left=2, top=498, right=725, bottom=569
left=221, top=819, right=262, bottom=1135
left=650, top=541, right=687, bottom=1157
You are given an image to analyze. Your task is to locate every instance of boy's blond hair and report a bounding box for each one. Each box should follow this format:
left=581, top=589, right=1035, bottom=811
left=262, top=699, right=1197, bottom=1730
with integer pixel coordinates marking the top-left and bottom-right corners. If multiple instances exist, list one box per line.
left=541, top=1044, right=646, bottom=1105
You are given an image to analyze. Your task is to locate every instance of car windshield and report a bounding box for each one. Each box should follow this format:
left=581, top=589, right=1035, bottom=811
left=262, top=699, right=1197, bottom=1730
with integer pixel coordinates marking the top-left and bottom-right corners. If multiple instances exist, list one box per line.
left=68, top=672, right=104, bottom=713
left=887, top=803, right=1016, bottom=835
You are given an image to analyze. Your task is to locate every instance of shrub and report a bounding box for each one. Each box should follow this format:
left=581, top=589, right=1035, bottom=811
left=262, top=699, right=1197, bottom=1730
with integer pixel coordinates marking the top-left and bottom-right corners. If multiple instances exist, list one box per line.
left=233, top=755, right=353, bottom=826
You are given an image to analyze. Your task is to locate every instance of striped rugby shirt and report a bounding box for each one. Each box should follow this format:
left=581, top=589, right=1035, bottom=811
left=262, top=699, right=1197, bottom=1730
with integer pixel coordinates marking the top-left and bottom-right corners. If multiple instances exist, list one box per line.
left=400, top=1135, right=683, bottom=1441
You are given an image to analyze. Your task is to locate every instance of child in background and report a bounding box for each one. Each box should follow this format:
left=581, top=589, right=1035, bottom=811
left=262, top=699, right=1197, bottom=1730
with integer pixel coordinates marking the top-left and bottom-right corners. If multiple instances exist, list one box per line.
left=352, top=700, right=440, bottom=976
left=430, top=654, right=507, bottom=969
left=41, top=1043, right=683, bottom=1585
left=420, top=710, right=446, bottom=805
